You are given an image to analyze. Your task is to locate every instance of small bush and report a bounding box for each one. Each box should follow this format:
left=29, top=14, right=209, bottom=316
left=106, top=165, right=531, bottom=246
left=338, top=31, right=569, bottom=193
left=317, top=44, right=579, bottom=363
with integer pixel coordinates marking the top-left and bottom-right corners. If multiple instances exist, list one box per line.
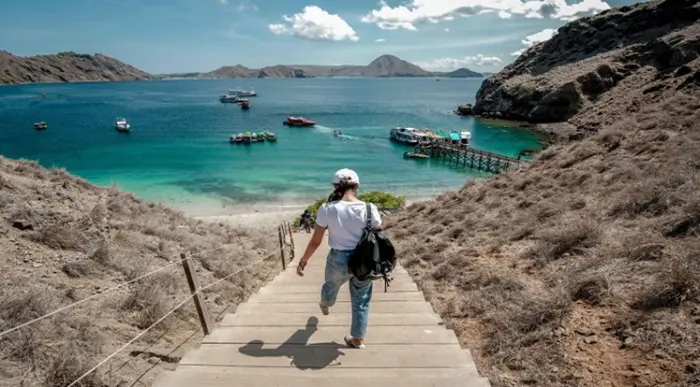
left=62, top=260, right=97, bottom=278
left=32, top=223, right=89, bottom=251
left=292, top=191, right=406, bottom=227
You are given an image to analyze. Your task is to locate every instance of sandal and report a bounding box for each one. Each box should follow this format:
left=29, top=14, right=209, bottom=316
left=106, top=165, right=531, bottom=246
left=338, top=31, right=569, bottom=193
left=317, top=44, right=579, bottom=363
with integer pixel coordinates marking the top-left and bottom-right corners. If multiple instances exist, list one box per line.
left=344, top=335, right=365, bottom=349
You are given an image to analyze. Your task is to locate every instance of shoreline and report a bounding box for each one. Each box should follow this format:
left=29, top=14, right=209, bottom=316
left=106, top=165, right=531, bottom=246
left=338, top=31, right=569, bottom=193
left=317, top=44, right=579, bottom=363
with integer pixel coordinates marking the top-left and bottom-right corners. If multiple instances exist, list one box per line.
left=192, top=196, right=436, bottom=229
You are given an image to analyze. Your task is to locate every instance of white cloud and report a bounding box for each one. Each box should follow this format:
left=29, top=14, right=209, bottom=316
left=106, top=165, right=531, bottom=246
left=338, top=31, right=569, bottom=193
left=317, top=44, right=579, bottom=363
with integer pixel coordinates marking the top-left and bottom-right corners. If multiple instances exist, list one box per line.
left=444, top=28, right=450, bottom=32
left=417, top=54, right=502, bottom=71
left=375, top=38, right=386, bottom=42
left=510, top=28, right=557, bottom=56
left=219, top=0, right=228, bottom=4
left=235, top=0, right=257, bottom=12
left=268, top=6, right=359, bottom=42
left=361, top=0, right=611, bottom=30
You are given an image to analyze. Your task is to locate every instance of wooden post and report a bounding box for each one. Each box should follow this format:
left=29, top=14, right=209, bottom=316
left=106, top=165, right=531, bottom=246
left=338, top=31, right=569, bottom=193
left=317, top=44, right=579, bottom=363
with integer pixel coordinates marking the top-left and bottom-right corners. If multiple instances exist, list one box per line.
left=278, top=225, right=286, bottom=270
left=181, top=253, right=212, bottom=336
left=285, top=221, right=296, bottom=260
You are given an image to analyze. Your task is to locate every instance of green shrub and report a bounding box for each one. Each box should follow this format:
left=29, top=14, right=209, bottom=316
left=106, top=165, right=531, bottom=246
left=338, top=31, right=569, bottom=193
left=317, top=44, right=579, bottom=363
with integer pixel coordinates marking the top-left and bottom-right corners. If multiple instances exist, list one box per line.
left=292, top=191, right=406, bottom=229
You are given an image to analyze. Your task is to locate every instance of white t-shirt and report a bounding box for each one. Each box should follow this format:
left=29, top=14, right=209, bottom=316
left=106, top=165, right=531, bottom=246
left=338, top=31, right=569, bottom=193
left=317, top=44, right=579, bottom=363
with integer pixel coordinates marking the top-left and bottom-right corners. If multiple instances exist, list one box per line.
left=316, top=200, right=382, bottom=251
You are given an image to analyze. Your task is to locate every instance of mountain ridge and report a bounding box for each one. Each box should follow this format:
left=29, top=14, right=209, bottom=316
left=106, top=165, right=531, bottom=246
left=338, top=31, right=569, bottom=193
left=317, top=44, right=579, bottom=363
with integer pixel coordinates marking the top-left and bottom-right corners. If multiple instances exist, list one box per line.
left=0, top=51, right=484, bottom=84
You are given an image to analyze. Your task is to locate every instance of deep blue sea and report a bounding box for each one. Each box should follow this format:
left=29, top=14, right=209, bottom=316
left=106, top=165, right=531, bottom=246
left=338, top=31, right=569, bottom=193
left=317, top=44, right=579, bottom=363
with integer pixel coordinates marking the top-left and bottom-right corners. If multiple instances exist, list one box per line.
left=0, top=78, right=543, bottom=216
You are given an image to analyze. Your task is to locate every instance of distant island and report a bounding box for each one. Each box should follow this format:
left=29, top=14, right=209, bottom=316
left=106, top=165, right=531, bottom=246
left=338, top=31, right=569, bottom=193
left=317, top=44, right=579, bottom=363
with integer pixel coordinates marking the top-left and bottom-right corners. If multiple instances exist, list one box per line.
left=0, top=52, right=484, bottom=85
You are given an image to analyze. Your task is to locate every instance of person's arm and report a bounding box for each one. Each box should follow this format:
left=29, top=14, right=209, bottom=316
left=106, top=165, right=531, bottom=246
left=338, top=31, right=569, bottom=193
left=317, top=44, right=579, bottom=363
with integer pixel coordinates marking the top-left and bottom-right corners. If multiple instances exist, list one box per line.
left=370, top=203, right=383, bottom=230
left=297, top=206, right=328, bottom=276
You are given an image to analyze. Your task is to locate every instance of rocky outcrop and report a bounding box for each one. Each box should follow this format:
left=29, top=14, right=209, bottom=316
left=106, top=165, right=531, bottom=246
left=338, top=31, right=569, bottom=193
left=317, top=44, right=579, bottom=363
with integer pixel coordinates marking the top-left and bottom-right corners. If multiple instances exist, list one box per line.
left=0, top=51, right=153, bottom=85
left=466, top=0, right=700, bottom=128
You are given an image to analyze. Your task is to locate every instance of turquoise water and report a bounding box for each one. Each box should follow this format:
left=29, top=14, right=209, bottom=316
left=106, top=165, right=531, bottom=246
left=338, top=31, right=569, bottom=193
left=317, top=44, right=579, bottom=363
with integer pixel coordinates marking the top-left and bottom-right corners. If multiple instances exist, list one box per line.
left=0, top=78, right=543, bottom=215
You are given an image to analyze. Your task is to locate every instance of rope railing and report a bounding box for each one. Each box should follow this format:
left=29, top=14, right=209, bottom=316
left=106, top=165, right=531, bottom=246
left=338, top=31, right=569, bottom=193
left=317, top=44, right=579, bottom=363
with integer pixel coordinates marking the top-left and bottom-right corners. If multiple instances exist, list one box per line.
left=65, top=253, right=277, bottom=387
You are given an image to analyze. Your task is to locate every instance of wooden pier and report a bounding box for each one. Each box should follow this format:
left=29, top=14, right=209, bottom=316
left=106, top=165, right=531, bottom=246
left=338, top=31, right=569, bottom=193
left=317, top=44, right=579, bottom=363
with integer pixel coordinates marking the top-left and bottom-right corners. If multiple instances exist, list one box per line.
left=413, top=139, right=527, bottom=174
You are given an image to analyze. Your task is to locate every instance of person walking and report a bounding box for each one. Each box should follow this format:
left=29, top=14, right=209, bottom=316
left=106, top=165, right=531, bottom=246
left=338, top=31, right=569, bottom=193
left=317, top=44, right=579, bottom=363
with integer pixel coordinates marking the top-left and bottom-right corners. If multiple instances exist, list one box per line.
left=296, top=168, right=382, bottom=349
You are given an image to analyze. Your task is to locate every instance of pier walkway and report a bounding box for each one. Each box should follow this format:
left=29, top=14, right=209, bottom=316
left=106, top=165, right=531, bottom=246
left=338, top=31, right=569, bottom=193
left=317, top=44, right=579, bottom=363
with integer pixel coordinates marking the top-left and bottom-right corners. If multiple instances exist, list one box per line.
left=153, top=232, right=491, bottom=387
left=414, top=139, right=527, bottom=173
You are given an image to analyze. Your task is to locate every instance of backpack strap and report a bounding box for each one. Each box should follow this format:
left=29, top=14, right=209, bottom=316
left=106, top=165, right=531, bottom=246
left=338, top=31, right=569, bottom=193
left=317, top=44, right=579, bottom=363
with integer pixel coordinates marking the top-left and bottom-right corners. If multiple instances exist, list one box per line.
left=365, top=202, right=373, bottom=231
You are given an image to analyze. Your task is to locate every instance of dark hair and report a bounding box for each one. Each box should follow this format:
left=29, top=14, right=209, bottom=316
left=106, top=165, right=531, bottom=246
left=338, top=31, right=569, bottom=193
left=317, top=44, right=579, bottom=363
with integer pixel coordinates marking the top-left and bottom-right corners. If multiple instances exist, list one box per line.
left=327, top=177, right=357, bottom=202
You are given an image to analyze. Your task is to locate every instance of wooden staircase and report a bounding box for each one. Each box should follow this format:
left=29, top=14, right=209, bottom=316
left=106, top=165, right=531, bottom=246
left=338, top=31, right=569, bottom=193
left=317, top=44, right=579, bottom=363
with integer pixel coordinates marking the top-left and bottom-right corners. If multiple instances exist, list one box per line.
left=153, top=233, right=491, bottom=387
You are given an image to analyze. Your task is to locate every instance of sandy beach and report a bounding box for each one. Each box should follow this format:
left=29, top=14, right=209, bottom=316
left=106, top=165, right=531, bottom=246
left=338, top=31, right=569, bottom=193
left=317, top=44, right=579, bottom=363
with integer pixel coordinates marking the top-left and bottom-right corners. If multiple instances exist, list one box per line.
left=193, top=196, right=435, bottom=230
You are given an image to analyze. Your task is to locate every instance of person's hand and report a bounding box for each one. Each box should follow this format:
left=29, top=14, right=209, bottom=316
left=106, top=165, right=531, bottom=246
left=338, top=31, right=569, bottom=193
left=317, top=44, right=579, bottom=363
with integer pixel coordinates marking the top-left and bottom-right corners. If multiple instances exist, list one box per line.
left=296, top=260, right=307, bottom=277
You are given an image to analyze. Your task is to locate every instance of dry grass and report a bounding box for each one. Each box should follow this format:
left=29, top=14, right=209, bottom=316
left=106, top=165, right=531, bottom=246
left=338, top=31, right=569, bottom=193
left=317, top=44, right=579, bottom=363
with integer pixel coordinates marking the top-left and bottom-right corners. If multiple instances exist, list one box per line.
left=0, top=157, right=280, bottom=387
left=385, top=6, right=700, bottom=384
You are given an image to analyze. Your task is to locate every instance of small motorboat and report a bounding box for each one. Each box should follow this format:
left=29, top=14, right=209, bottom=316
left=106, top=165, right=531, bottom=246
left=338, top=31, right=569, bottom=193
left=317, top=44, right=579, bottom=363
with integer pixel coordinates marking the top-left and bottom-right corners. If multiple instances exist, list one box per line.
left=263, top=131, right=277, bottom=141
left=403, top=151, right=430, bottom=159
left=241, top=100, right=250, bottom=110
left=241, top=132, right=252, bottom=144
left=256, top=131, right=266, bottom=142
left=220, top=94, right=247, bottom=104
left=34, top=121, right=48, bottom=131
left=283, top=116, right=316, bottom=127
left=230, top=133, right=243, bottom=144
left=250, top=132, right=259, bottom=143
left=115, top=118, right=130, bottom=132
left=229, top=88, right=257, bottom=97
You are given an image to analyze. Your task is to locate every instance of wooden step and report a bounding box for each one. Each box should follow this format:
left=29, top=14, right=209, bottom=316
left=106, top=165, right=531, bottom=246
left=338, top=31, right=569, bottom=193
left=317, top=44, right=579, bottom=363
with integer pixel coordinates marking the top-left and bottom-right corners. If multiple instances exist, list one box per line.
left=179, top=343, right=476, bottom=369
left=203, top=326, right=459, bottom=345
left=220, top=312, right=442, bottom=327
left=258, top=282, right=418, bottom=294
left=154, top=366, right=491, bottom=387
left=236, top=301, right=435, bottom=314
left=248, top=291, right=426, bottom=303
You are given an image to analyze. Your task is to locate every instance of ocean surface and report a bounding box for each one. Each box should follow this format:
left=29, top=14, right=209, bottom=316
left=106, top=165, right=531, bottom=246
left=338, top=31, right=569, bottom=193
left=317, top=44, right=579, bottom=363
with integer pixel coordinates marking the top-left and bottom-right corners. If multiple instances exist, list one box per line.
left=0, top=78, right=544, bottom=216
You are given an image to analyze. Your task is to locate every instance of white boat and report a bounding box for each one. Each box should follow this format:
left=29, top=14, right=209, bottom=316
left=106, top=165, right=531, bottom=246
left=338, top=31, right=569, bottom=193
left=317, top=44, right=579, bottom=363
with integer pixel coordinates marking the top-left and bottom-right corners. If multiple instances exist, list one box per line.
left=460, top=131, right=471, bottom=145
left=220, top=94, right=247, bottom=103
left=390, top=127, right=438, bottom=145
left=390, top=127, right=420, bottom=145
left=229, top=88, right=257, bottom=97
left=115, top=118, right=130, bottom=132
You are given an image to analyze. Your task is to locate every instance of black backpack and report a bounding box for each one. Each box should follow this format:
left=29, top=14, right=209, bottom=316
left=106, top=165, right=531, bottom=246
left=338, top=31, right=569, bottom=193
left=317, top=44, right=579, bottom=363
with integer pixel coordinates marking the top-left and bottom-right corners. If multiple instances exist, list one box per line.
left=348, top=202, right=397, bottom=292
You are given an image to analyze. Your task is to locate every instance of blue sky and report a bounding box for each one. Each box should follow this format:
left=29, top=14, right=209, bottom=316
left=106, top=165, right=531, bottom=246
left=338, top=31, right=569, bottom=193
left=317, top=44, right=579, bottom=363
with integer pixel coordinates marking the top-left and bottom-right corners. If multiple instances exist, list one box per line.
left=0, top=0, right=642, bottom=74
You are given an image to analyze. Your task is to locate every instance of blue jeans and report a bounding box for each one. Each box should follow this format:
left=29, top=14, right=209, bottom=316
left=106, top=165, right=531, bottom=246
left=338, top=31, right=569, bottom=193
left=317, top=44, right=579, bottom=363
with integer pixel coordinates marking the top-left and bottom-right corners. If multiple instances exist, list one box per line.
left=320, top=249, right=373, bottom=339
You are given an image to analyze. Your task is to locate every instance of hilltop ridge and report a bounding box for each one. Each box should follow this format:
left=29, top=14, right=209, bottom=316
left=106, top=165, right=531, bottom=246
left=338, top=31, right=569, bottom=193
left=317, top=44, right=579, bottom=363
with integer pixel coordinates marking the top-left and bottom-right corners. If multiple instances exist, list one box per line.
left=0, top=51, right=153, bottom=85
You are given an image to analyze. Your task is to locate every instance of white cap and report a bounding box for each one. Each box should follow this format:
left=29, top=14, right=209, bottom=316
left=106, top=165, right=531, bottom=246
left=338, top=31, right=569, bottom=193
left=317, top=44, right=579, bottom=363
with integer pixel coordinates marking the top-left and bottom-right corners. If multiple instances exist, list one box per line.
left=333, top=168, right=360, bottom=185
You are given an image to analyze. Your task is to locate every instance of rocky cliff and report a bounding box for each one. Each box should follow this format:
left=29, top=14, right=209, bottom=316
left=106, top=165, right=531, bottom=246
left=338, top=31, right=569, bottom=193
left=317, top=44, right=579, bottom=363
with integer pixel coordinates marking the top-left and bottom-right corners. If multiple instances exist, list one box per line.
left=388, top=0, right=700, bottom=386
left=0, top=51, right=153, bottom=85
left=470, top=0, right=700, bottom=129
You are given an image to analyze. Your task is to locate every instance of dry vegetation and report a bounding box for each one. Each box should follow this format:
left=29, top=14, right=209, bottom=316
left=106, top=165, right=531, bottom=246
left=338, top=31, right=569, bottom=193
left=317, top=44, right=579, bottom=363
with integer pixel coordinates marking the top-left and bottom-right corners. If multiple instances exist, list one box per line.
left=385, top=1, right=700, bottom=386
left=0, top=157, right=281, bottom=386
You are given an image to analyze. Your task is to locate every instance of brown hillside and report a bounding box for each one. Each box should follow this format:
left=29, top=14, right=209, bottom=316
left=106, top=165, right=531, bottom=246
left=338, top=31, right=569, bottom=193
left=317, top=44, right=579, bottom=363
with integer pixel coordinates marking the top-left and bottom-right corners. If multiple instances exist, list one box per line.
left=0, top=51, right=153, bottom=85
left=385, top=0, right=700, bottom=386
left=0, top=157, right=279, bottom=386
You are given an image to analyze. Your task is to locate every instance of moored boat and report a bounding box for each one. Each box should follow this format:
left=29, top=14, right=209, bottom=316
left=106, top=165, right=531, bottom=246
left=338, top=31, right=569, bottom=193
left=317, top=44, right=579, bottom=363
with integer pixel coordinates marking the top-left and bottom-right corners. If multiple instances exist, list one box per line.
left=34, top=121, right=48, bottom=131
left=390, top=127, right=420, bottom=145
left=241, top=131, right=252, bottom=144
left=263, top=131, right=277, bottom=141
left=115, top=118, right=130, bottom=132
left=230, top=133, right=243, bottom=143
left=229, top=88, right=257, bottom=97
left=403, top=151, right=430, bottom=159
left=283, top=116, right=316, bottom=127
left=220, top=94, right=247, bottom=103
left=241, top=100, right=250, bottom=110
left=256, top=131, right=266, bottom=142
